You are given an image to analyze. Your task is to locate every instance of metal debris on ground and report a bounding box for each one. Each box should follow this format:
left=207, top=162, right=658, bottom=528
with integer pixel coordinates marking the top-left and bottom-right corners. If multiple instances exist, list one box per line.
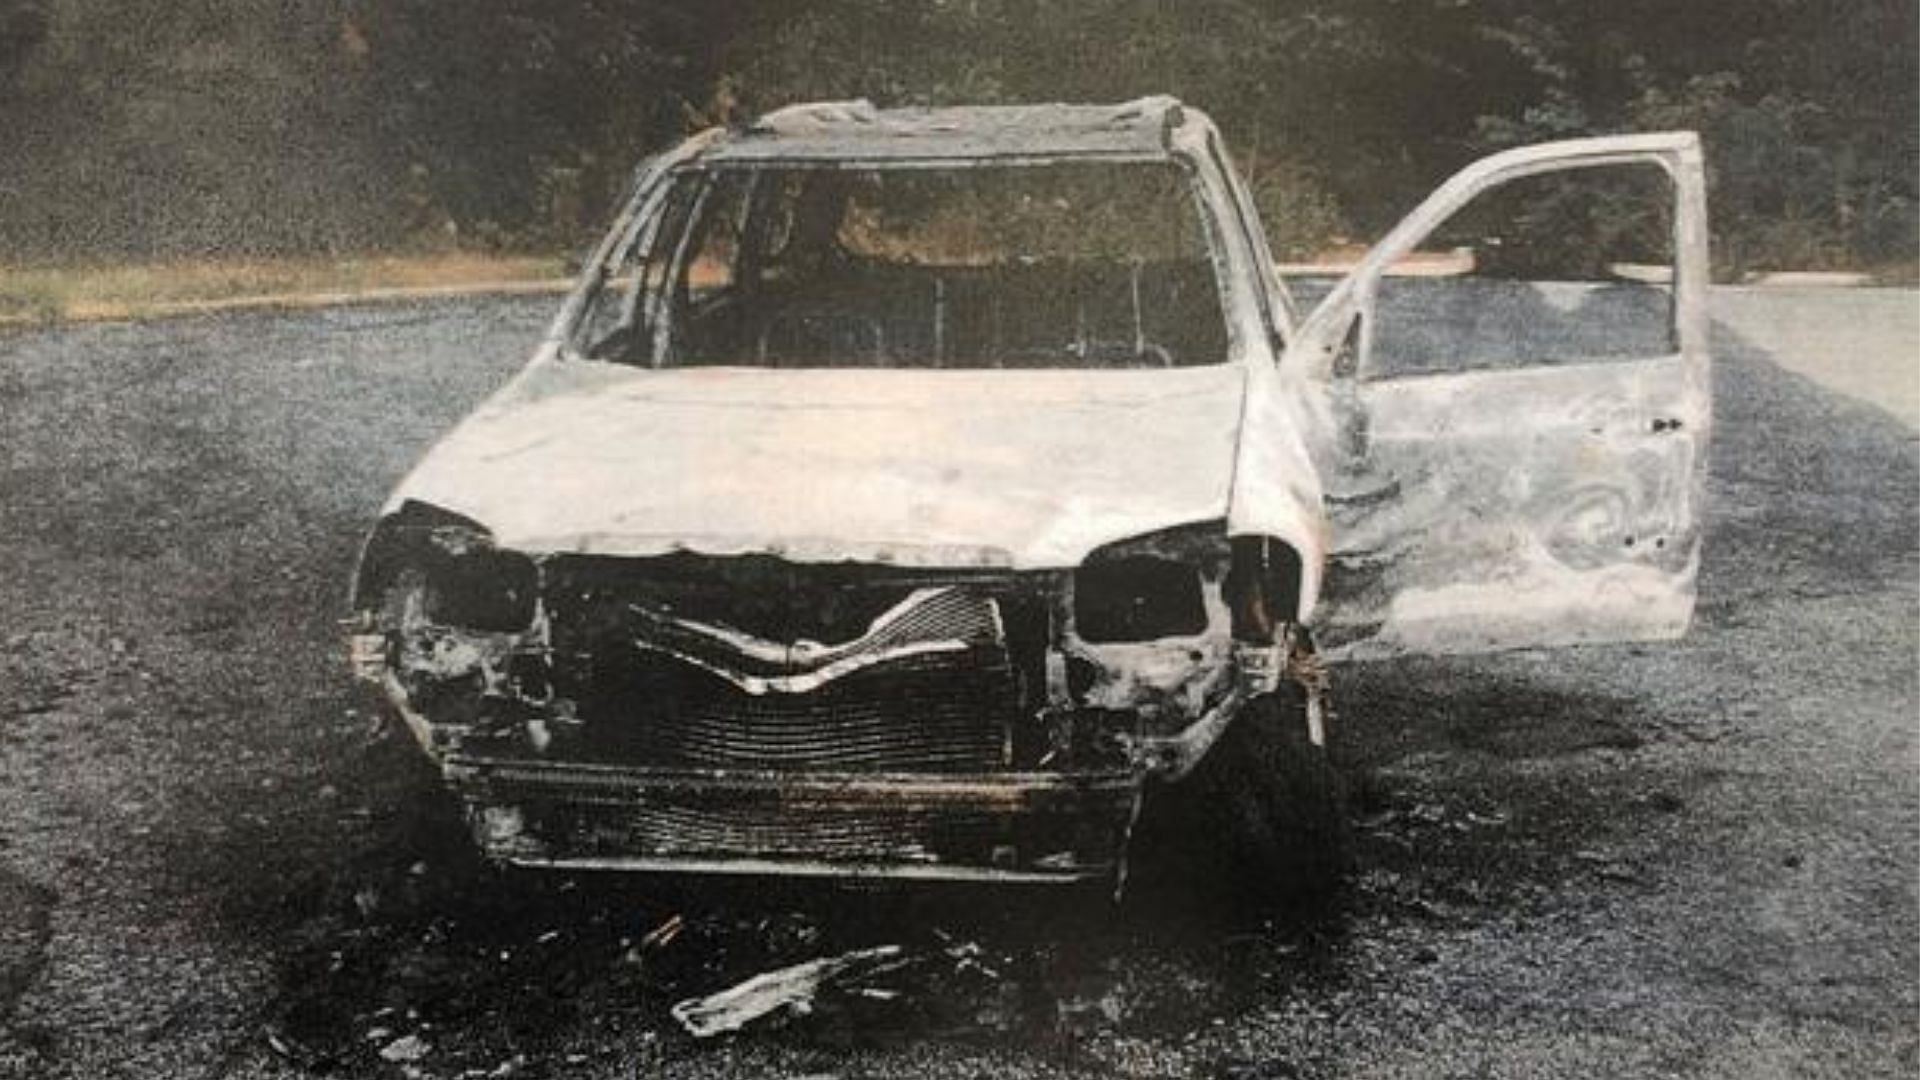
left=378, top=1033, right=431, bottom=1062
left=640, top=914, right=684, bottom=951
left=669, top=944, right=908, bottom=1038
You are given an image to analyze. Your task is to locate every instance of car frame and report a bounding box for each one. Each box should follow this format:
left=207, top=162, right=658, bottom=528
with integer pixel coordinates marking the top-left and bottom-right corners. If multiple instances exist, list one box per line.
left=346, top=97, right=1710, bottom=904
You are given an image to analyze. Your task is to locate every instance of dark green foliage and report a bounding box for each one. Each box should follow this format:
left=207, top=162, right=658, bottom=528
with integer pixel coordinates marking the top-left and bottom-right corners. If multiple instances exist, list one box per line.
left=0, top=2, right=48, bottom=90
left=0, top=0, right=1910, bottom=273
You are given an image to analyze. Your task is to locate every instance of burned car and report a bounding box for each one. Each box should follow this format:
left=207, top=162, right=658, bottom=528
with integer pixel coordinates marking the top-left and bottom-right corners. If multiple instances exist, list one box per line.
left=347, top=98, right=1710, bottom=904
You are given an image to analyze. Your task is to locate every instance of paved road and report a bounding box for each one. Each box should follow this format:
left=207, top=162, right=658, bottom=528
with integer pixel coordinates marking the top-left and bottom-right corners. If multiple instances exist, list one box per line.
left=0, top=292, right=1914, bottom=1079
left=1711, top=287, right=1920, bottom=430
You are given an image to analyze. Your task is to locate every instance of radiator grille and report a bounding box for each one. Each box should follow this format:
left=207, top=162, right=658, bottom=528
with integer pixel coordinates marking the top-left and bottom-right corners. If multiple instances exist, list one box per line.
left=551, top=561, right=1028, bottom=772
left=583, top=645, right=1017, bottom=771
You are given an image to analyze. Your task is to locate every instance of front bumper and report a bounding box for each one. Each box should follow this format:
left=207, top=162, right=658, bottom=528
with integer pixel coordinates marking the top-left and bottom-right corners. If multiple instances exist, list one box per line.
left=361, top=626, right=1290, bottom=882
left=445, top=755, right=1140, bottom=883
left=378, top=671, right=1141, bottom=882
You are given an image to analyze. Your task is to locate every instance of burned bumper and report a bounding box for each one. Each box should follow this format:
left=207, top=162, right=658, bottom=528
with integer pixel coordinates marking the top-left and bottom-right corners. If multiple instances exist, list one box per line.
left=446, top=756, right=1138, bottom=882
left=352, top=540, right=1279, bottom=883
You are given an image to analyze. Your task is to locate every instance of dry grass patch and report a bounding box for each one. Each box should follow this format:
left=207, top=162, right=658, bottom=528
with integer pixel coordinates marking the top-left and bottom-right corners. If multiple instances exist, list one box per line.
left=0, top=254, right=572, bottom=325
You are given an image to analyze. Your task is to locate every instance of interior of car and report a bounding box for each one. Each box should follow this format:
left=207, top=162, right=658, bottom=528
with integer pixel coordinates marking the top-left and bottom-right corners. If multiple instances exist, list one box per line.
left=582, top=162, right=1232, bottom=370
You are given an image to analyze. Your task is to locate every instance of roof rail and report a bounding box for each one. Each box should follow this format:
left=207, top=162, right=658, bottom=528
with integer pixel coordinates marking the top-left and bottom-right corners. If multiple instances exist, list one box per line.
left=747, top=99, right=880, bottom=135
left=1105, top=94, right=1185, bottom=147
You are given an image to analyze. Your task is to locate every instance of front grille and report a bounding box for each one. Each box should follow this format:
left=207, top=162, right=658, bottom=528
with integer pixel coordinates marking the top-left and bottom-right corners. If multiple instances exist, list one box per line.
left=581, top=644, right=1017, bottom=771
left=559, top=581, right=1023, bottom=773
left=545, top=552, right=1006, bottom=643
left=628, top=585, right=1004, bottom=681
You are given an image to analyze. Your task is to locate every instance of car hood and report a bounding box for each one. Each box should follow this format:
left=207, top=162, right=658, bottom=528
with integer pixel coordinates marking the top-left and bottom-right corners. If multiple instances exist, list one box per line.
left=388, top=357, right=1253, bottom=569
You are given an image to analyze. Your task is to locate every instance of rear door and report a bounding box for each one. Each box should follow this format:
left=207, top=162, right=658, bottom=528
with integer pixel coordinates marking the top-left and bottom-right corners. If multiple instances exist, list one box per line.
left=1288, top=133, right=1711, bottom=660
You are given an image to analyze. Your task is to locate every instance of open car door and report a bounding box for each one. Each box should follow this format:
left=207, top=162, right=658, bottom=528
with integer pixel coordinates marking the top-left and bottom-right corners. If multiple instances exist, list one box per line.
left=1288, top=133, right=1710, bottom=660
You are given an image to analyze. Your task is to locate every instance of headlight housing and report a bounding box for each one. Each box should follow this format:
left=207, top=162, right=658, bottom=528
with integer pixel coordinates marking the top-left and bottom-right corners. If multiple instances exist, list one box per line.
left=1073, top=555, right=1208, bottom=642
left=354, top=501, right=539, bottom=633
left=414, top=539, right=538, bottom=632
left=1072, top=524, right=1224, bottom=642
left=1069, top=524, right=1305, bottom=645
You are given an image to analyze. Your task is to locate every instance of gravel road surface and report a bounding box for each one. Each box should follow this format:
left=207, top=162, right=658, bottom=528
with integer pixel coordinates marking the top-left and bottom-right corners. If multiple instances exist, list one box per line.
left=0, top=290, right=1914, bottom=1079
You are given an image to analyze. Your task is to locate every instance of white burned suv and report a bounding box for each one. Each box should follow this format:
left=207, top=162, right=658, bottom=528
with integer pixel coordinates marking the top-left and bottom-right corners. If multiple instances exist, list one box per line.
left=347, top=98, right=1710, bottom=906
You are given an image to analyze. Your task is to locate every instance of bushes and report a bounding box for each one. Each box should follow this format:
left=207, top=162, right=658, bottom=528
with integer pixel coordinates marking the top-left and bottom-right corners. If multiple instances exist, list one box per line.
left=0, top=0, right=1910, bottom=276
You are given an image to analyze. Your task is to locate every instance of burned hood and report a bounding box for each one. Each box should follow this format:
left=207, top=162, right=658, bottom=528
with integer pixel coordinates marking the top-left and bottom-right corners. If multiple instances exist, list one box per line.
left=387, top=358, right=1252, bottom=569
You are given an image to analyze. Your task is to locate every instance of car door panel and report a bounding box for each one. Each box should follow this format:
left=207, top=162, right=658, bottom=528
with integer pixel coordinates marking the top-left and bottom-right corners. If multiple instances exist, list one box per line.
left=1292, top=133, right=1710, bottom=660
left=1319, top=354, right=1702, bottom=658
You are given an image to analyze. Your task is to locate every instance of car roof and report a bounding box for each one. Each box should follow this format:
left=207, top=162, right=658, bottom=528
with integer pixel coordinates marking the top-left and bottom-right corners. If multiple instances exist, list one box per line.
left=693, top=96, right=1199, bottom=165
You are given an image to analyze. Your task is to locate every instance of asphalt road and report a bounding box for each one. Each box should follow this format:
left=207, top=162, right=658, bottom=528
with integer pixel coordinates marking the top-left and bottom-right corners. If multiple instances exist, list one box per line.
left=0, top=291, right=1914, bottom=1079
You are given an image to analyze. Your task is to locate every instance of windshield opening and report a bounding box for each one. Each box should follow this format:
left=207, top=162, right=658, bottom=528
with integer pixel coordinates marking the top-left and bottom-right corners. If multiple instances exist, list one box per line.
left=573, top=161, right=1230, bottom=370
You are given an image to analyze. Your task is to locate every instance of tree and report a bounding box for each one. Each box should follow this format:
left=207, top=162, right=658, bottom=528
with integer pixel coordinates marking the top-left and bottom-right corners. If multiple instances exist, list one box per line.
left=0, top=1, right=47, bottom=92
left=0, top=0, right=1909, bottom=271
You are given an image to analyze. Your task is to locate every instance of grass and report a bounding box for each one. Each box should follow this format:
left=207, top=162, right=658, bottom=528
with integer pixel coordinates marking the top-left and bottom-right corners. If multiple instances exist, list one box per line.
left=0, top=253, right=574, bottom=325
left=3, top=247, right=1911, bottom=329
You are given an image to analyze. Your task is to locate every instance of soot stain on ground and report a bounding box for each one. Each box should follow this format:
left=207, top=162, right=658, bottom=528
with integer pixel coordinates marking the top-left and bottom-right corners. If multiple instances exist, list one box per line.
left=233, top=715, right=1374, bottom=1072
left=226, top=463, right=1730, bottom=1075
left=240, top=659, right=1670, bottom=1075
left=0, top=868, right=55, bottom=1025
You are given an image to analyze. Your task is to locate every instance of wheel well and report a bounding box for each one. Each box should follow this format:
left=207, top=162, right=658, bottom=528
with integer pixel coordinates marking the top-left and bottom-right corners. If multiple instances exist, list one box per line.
left=1226, top=535, right=1305, bottom=641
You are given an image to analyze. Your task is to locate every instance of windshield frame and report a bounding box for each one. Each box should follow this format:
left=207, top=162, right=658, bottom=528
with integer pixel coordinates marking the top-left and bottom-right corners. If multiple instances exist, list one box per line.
left=554, top=147, right=1269, bottom=372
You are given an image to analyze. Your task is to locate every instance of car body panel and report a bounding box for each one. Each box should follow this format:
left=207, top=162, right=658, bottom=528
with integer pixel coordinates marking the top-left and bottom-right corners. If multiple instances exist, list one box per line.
left=385, top=357, right=1259, bottom=572
left=1289, top=132, right=1710, bottom=659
